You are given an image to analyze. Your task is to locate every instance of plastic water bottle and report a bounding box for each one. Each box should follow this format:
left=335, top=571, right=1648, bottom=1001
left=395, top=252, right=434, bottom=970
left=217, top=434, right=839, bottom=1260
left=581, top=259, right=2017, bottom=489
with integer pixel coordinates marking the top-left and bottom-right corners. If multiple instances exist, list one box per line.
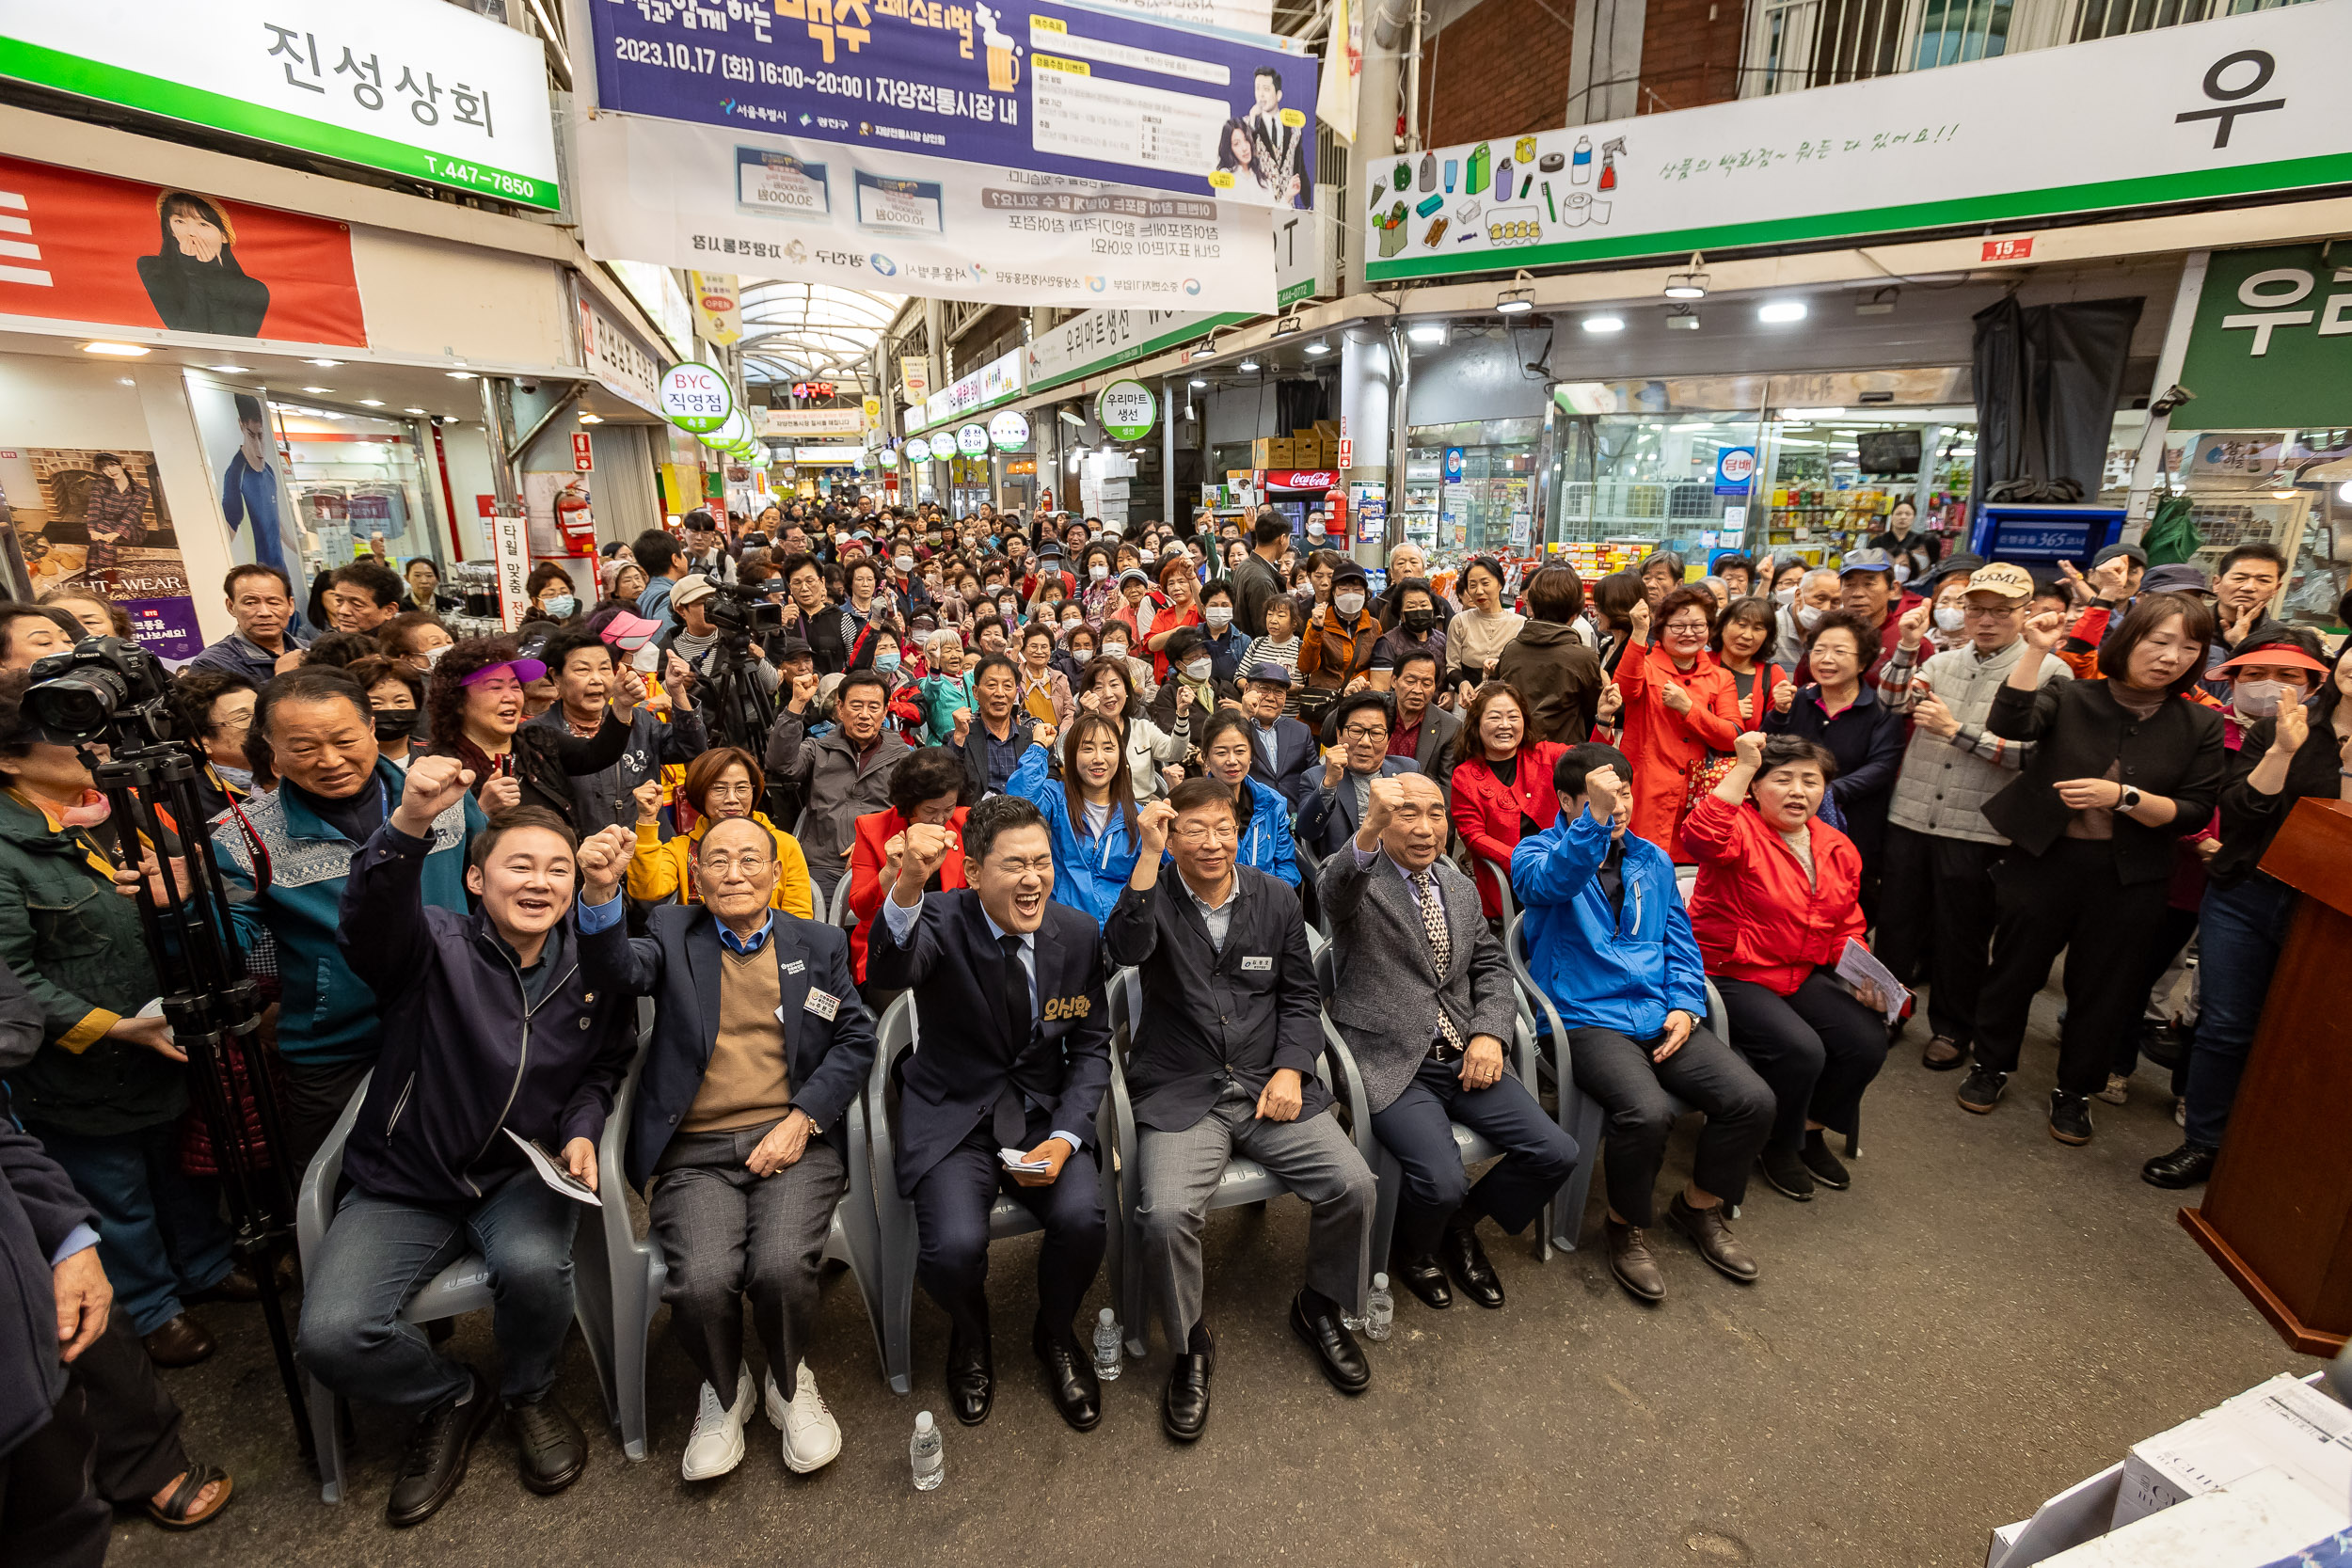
left=1091, top=1307, right=1123, bottom=1381
left=909, top=1410, right=944, bottom=1490
left=1363, top=1273, right=1394, bottom=1342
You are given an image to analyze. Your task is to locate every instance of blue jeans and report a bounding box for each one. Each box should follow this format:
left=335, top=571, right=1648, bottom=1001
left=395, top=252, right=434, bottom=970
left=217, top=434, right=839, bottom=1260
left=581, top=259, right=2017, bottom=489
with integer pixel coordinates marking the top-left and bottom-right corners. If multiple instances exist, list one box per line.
left=296, top=1168, right=580, bottom=1414
left=2184, top=873, right=2298, bottom=1149
left=29, top=1121, right=233, bottom=1338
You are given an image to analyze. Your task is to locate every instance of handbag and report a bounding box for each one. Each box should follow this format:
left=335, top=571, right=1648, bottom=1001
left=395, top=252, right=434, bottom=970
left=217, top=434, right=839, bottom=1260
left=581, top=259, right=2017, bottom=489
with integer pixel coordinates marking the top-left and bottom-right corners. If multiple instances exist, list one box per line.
left=1684, top=752, right=1738, bottom=816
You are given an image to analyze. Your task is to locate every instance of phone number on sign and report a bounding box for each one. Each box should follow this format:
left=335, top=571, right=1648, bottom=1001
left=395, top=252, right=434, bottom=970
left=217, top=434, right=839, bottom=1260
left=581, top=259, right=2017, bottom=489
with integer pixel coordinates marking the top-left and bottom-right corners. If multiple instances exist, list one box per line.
left=420, top=155, right=539, bottom=200
left=610, top=37, right=862, bottom=96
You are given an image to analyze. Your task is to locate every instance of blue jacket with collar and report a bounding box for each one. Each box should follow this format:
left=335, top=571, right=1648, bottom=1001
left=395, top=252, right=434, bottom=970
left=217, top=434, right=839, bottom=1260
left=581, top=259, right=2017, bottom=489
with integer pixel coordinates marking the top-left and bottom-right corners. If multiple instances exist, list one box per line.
left=1007, top=740, right=1141, bottom=926
left=1238, top=776, right=1300, bottom=888
left=334, top=819, right=641, bottom=1206
left=1513, top=809, right=1708, bottom=1040
left=613, top=904, right=876, bottom=1191
left=212, top=758, right=483, bottom=1069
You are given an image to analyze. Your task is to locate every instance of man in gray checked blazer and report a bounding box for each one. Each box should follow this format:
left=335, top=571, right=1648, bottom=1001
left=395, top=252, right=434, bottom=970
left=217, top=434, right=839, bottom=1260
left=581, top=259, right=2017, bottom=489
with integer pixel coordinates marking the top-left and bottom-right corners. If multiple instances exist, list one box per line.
left=1319, top=773, right=1580, bottom=1313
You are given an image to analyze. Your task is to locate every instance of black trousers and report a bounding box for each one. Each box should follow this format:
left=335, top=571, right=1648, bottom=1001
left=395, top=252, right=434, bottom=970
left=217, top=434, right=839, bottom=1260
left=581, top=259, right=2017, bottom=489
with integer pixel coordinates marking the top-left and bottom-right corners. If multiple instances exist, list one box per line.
left=912, top=1108, right=1105, bottom=1343
left=2110, top=903, right=2200, bottom=1079
left=1975, top=841, right=2171, bottom=1100
left=1875, top=825, right=2003, bottom=1048
left=0, top=1386, right=108, bottom=1568
left=1368, top=1054, right=1579, bottom=1259
left=1567, top=1022, right=1776, bottom=1224
left=280, top=1054, right=374, bottom=1177
left=1714, top=971, right=1890, bottom=1154
left=72, top=1314, right=190, bottom=1502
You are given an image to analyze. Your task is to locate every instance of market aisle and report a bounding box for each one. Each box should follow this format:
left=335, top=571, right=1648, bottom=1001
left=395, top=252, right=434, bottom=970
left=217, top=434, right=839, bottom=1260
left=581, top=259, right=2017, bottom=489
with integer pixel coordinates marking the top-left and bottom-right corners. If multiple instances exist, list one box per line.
left=111, top=988, right=2298, bottom=1568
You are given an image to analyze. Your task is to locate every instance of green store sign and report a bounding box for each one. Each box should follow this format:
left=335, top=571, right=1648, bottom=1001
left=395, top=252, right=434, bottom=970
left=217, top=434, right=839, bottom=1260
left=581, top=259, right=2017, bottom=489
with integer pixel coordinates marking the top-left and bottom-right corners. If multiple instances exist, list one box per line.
left=2178, top=242, right=2352, bottom=431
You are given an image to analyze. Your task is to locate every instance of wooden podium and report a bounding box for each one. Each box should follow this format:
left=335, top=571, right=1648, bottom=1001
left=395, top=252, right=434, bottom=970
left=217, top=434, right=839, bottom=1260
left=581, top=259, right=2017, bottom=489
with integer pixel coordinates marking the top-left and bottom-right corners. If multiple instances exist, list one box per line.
left=2182, top=796, right=2352, bottom=1355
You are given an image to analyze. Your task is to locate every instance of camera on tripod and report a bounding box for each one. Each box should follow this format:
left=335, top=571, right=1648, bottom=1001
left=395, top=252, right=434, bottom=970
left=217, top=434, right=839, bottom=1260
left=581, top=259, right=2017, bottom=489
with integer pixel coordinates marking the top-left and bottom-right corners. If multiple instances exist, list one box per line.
left=25, top=635, right=181, bottom=747
left=704, top=583, right=785, bottom=639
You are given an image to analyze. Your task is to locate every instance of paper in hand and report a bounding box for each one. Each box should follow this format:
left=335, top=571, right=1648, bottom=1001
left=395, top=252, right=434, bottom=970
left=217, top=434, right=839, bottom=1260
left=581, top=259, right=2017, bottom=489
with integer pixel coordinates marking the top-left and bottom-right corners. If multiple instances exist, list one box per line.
left=505, top=1129, right=602, bottom=1206
left=998, top=1146, right=1053, bottom=1173
left=1836, top=938, right=1910, bottom=1025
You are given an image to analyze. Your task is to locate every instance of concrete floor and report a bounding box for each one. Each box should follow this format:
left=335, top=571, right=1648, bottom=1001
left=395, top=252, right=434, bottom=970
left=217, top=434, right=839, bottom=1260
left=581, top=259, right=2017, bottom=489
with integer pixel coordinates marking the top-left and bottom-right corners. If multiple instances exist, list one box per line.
left=108, top=993, right=2315, bottom=1568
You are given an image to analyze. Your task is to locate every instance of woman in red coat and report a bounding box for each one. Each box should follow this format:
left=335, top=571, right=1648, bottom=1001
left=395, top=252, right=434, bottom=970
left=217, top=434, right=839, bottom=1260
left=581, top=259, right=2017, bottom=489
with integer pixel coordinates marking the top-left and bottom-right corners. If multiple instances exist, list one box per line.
left=845, top=746, right=972, bottom=999
left=1682, top=731, right=1889, bottom=1203
left=1613, top=586, right=1745, bottom=860
left=1448, top=681, right=1567, bottom=920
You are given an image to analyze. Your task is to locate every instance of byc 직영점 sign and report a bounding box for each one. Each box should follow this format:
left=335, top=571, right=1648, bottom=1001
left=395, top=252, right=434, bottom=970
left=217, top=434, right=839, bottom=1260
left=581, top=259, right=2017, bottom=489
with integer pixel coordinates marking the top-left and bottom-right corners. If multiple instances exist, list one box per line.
left=660, top=362, right=734, bottom=434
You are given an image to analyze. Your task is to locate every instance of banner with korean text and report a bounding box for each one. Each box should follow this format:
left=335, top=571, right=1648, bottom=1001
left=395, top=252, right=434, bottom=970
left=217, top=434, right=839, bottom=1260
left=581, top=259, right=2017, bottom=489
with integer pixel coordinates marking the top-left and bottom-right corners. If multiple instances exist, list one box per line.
left=572, top=108, right=1276, bottom=312
left=587, top=0, right=1314, bottom=210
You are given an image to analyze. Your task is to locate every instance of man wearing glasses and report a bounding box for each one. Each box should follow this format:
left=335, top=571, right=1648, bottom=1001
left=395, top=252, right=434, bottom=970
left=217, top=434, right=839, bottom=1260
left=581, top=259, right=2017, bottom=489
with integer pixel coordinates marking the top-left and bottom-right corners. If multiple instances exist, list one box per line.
left=1295, top=689, right=1419, bottom=858
left=1105, top=780, right=1376, bottom=1443
left=1868, top=562, right=2070, bottom=1073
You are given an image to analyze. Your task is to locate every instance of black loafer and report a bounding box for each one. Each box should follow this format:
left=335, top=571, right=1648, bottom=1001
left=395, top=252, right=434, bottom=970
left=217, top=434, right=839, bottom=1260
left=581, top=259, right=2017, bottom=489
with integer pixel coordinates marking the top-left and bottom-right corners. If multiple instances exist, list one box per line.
left=1440, top=1224, right=1504, bottom=1309
left=387, top=1367, right=498, bottom=1528
left=504, top=1396, right=587, bottom=1496
left=1162, top=1330, right=1215, bottom=1443
left=1390, top=1250, right=1452, bottom=1310
left=1030, top=1316, right=1101, bottom=1433
left=1289, top=1291, right=1370, bottom=1395
left=2141, top=1142, right=2218, bottom=1189
left=946, top=1329, right=993, bottom=1426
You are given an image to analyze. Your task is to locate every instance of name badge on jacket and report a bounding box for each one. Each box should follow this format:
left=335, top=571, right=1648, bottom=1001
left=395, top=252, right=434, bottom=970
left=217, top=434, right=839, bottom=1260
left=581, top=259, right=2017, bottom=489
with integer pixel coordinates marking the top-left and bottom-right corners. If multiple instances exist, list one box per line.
left=1241, top=955, right=1273, bottom=972
left=1041, top=995, right=1090, bottom=1022
left=801, top=990, right=840, bottom=1022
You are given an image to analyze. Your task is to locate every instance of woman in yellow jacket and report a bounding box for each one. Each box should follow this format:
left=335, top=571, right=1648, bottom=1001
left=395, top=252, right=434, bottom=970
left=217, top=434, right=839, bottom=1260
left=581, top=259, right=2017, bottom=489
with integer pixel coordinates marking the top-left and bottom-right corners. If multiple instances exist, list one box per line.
left=626, top=744, right=815, bottom=917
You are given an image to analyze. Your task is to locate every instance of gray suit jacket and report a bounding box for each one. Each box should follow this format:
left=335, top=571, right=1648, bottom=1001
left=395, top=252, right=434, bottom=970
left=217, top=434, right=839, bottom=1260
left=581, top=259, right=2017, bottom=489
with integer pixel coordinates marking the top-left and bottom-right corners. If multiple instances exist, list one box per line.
left=1316, top=847, right=1519, bottom=1112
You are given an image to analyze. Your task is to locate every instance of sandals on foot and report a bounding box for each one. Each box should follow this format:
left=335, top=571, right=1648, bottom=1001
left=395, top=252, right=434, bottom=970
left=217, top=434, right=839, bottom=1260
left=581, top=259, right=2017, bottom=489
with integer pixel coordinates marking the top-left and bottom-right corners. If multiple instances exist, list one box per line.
left=147, top=1464, right=232, bottom=1529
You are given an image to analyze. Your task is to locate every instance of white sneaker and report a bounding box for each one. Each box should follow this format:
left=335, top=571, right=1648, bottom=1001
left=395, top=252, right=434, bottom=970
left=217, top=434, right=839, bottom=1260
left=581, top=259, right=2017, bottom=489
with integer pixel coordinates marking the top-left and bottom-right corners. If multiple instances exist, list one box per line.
left=680, top=1364, right=753, bottom=1481
left=767, top=1362, right=842, bottom=1474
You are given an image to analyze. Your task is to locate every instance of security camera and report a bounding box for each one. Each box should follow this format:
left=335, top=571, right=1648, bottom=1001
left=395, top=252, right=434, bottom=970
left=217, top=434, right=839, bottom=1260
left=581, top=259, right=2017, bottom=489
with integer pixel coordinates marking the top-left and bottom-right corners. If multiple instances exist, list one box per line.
left=2150, top=384, right=2195, bottom=417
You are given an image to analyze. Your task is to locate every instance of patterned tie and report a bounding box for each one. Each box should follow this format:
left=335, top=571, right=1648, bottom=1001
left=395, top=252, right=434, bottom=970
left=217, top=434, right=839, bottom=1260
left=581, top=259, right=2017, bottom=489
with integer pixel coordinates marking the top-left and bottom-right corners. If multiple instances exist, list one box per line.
left=1410, top=867, right=1468, bottom=1059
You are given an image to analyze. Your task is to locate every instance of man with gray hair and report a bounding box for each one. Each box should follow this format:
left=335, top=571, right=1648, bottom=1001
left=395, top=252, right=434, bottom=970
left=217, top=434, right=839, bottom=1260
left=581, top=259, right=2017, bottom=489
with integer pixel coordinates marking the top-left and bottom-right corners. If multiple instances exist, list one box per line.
left=1776, top=568, right=1840, bottom=671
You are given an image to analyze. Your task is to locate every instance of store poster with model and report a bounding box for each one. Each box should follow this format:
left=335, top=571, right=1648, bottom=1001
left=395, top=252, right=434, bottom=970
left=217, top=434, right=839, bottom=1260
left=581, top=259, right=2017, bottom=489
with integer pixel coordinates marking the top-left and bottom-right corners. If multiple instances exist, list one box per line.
left=185, top=375, right=309, bottom=622
left=0, top=444, right=202, bottom=659
left=0, top=154, right=367, bottom=345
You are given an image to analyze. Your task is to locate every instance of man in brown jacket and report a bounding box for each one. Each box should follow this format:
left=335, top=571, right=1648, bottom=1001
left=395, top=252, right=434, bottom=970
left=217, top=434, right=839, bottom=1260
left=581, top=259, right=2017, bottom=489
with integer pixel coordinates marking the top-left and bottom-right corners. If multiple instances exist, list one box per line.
left=1493, top=565, right=1606, bottom=745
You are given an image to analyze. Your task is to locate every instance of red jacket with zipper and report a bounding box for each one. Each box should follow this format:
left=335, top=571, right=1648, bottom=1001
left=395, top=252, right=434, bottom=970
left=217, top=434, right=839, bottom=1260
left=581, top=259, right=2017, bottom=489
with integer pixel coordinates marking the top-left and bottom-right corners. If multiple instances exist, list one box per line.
left=1679, top=790, right=1867, bottom=996
left=1449, top=740, right=1569, bottom=918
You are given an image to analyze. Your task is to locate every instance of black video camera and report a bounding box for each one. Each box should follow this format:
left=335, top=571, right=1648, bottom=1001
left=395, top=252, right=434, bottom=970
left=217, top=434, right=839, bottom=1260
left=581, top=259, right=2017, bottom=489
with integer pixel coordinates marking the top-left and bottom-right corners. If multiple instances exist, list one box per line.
left=25, top=635, right=179, bottom=746
left=704, top=584, right=786, bottom=638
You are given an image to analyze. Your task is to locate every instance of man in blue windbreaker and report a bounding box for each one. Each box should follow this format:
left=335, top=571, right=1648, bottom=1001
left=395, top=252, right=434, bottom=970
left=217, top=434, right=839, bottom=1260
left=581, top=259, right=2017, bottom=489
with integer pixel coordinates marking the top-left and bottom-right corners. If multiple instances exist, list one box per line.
left=1511, top=743, right=1775, bottom=1305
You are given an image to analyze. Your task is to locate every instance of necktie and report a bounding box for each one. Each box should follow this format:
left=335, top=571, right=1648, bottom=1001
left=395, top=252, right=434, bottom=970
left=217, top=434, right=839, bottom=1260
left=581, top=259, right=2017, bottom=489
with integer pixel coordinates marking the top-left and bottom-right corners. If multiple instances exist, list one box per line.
left=993, top=932, right=1032, bottom=1147
left=1410, top=868, right=1469, bottom=1060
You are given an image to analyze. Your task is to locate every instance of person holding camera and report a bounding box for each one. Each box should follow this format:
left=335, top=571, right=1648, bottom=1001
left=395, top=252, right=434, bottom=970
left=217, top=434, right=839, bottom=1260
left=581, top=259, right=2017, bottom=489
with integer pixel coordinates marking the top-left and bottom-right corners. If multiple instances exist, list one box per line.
left=663, top=576, right=781, bottom=696
left=0, top=670, right=243, bottom=1369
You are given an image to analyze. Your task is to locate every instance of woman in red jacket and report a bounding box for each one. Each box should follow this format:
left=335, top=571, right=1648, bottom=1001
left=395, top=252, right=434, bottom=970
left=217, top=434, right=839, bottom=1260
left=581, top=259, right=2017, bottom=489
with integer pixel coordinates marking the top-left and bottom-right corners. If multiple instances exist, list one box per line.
left=1448, top=681, right=1567, bottom=921
left=845, top=746, right=971, bottom=1005
left=1613, top=586, right=1744, bottom=860
left=1683, top=730, right=1890, bottom=1202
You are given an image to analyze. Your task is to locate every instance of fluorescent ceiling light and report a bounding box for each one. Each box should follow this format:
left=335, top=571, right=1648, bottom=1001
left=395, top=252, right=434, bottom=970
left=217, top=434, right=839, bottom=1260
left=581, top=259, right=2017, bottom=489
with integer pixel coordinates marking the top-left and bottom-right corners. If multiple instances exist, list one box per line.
left=301, top=386, right=332, bottom=393
left=1189, top=377, right=1207, bottom=388
left=1406, top=323, right=1448, bottom=345
left=1581, top=315, right=1625, bottom=334
left=208, top=363, right=249, bottom=372
left=1758, top=300, right=1808, bottom=324
left=1304, top=338, right=1330, bottom=356
left=305, top=357, right=342, bottom=367
left=1238, top=357, right=1261, bottom=372
left=578, top=412, right=602, bottom=423
left=358, top=399, right=385, bottom=407
left=447, top=371, right=475, bottom=379
left=404, top=406, right=426, bottom=414
left=1663, top=251, right=1708, bottom=300
left=82, top=341, right=149, bottom=356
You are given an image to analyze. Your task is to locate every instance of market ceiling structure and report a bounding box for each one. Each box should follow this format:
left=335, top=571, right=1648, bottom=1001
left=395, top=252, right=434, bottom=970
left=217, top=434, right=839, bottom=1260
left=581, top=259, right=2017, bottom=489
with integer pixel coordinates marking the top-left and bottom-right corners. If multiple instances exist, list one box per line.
left=737, top=280, right=904, bottom=396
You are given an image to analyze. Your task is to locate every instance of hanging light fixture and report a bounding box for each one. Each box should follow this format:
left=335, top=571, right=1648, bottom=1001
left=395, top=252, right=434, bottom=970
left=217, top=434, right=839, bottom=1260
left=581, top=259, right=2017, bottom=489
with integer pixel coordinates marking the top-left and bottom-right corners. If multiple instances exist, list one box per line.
left=1663, top=252, right=1709, bottom=300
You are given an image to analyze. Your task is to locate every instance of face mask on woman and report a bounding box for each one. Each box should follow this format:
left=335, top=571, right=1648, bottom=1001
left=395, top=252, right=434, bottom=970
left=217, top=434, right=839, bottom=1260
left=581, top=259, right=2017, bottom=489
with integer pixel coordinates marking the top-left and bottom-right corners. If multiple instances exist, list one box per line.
left=1203, top=606, right=1232, bottom=630
left=1933, top=605, right=1965, bottom=634
left=1773, top=587, right=1797, bottom=609
left=1103, top=641, right=1129, bottom=661
left=873, top=650, right=901, bottom=675
left=1797, top=603, right=1824, bottom=631
left=1333, top=592, right=1366, bottom=618
left=373, top=709, right=422, bottom=742
left=894, top=554, right=914, bottom=572
left=543, top=594, right=577, bottom=620
left=2233, top=679, right=2289, bottom=719
left=1402, top=609, right=1434, bottom=634
left=1089, top=562, right=1109, bottom=581
left=1183, top=658, right=1213, bottom=682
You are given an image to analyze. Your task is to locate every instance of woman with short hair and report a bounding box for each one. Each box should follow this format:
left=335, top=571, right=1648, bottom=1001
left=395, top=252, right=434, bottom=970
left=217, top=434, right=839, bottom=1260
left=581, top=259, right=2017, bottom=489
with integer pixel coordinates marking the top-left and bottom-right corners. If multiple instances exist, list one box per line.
left=626, top=744, right=814, bottom=915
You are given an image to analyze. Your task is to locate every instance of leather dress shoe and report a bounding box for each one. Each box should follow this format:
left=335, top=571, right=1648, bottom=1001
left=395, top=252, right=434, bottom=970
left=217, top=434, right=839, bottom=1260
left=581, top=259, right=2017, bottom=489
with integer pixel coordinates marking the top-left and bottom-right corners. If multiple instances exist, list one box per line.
left=2141, top=1142, right=2218, bottom=1190
left=191, top=1265, right=262, bottom=1305
left=1605, top=1218, right=1665, bottom=1303
left=1441, top=1223, right=1504, bottom=1309
left=1669, top=1193, right=1758, bottom=1283
left=1162, top=1329, right=1215, bottom=1443
left=1389, top=1250, right=1452, bottom=1310
left=945, top=1330, right=993, bottom=1426
left=505, top=1396, right=587, bottom=1495
left=1289, top=1291, right=1371, bottom=1395
left=387, top=1367, right=498, bottom=1528
left=142, top=1314, right=215, bottom=1368
left=1030, top=1317, right=1101, bottom=1433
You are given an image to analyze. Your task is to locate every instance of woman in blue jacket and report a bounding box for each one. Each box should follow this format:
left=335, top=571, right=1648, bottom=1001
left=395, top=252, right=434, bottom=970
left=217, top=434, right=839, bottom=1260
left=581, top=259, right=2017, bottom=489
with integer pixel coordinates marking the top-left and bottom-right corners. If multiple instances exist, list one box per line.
left=1008, top=713, right=1142, bottom=925
left=1195, top=708, right=1300, bottom=886
left=1510, top=741, right=1774, bottom=1303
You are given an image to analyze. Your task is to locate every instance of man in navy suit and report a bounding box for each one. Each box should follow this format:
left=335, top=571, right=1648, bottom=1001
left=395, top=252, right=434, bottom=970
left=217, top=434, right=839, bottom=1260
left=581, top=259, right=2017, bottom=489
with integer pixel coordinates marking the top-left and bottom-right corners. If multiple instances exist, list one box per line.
left=866, top=795, right=1111, bottom=1431
left=596, top=816, right=877, bottom=1483
left=1239, top=661, right=1319, bottom=809
left=1295, top=689, right=1420, bottom=858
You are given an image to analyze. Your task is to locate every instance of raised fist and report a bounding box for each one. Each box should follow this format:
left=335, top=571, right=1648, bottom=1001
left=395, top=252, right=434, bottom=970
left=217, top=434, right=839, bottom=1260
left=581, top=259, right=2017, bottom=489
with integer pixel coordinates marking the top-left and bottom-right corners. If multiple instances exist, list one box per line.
left=479, top=774, right=524, bottom=815
left=1596, top=681, right=1623, bottom=721
left=1660, top=681, right=1692, bottom=717
left=1033, top=722, right=1058, bottom=749
left=1363, top=775, right=1410, bottom=835
left=1136, top=798, right=1177, bottom=855
left=1582, top=764, right=1623, bottom=823
left=574, top=824, right=637, bottom=899
left=1629, top=600, right=1652, bottom=641
left=632, top=779, right=663, bottom=824
left=1772, top=679, right=1798, bottom=714
left=896, top=822, right=956, bottom=889
left=788, top=671, right=821, bottom=713
left=1733, top=730, right=1767, bottom=769
left=1898, top=600, right=1932, bottom=648
left=2021, top=609, right=2066, bottom=652
left=391, top=754, right=476, bottom=836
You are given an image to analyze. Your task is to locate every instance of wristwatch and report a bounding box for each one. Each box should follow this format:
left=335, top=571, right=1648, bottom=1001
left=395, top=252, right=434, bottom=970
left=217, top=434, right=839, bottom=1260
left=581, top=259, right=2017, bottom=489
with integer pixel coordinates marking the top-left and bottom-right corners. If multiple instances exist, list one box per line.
left=2119, top=785, right=2143, bottom=813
